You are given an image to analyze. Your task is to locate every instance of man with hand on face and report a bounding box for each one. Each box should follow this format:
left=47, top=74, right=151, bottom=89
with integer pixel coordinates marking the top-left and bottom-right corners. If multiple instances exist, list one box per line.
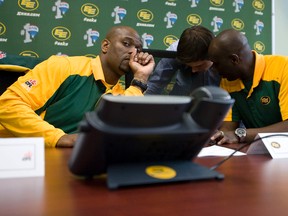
left=209, top=29, right=288, bottom=145
left=145, top=26, right=220, bottom=96
left=0, top=26, right=155, bottom=148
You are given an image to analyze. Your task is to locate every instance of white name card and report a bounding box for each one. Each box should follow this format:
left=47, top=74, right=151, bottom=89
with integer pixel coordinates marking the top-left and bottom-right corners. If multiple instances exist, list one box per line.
left=0, top=137, right=44, bottom=178
left=247, top=133, right=288, bottom=159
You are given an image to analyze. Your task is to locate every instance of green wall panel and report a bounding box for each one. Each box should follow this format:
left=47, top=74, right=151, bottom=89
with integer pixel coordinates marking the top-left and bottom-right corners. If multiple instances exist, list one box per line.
left=0, top=0, right=272, bottom=59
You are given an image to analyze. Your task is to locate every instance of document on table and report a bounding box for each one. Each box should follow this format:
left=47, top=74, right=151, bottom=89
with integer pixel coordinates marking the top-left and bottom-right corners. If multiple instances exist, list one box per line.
left=198, top=145, right=246, bottom=157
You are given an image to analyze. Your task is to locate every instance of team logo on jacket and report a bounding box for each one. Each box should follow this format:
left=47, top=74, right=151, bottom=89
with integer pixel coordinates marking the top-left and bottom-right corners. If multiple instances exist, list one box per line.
left=260, top=96, right=270, bottom=105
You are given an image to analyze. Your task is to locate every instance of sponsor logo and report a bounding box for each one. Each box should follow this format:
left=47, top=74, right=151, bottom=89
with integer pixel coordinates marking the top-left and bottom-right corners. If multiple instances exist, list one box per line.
left=22, top=79, right=37, bottom=91
left=231, top=18, right=244, bottom=31
left=211, top=16, right=223, bottom=32
left=141, top=33, right=154, bottom=49
left=189, top=0, right=200, bottom=8
left=111, top=6, right=127, bottom=24
left=164, top=12, right=177, bottom=28
left=52, top=0, right=69, bottom=19
left=233, top=0, right=244, bottom=13
left=84, top=29, right=99, bottom=47
left=187, top=14, right=202, bottom=26
left=18, top=0, right=39, bottom=11
left=0, top=51, right=7, bottom=59
left=163, top=35, right=178, bottom=48
left=137, top=9, right=153, bottom=22
left=254, top=20, right=264, bottom=35
left=254, top=41, right=265, bottom=53
left=20, top=23, right=39, bottom=43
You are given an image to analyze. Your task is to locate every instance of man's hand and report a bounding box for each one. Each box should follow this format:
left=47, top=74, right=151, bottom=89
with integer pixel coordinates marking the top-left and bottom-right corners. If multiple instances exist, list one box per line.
left=56, top=134, right=78, bottom=148
left=129, top=49, right=155, bottom=82
left=210, top=130, right=239, bottom=145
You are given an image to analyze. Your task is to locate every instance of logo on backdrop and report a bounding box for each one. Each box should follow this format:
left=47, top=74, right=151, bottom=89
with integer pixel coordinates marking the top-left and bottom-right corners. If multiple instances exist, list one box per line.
left=52, top=26, right=71, bottom=46
left=52, top=0, right=69, bottom=19
left=254, top=20, right=264, bottom=35
left=189, top=0, right=200, bottom=8
left=20, top=23, right=39, bottom=43
left=0, top=22, right=6, bottom=35
left=111, top=6, right=127, bottom=24
left=84, top=29, right=99, bottom=47
left=18, top=0, right=39, bottom=11
left=252, top=0, right=265, bottom=15
left=233, top=0, right=244, bottom=13
left=163, top=35, right=178, bottom=48
left=141, top=33, right=154, bottom=49
left=211, top=16, right=223, bottom=32
left=209, top=0, right=225, bottom=11
left=231, top=18, right=244, bottom=31
left=164, top=12, right=177, bottom=28
left=0, top=51, right=6, bottom=59
left=136, top=9, right=155, bottom=27
left=186, top=14, right=202, bottom=26
left=19, top=50, right=39, bottom=57
left=81, top=3, right=99, bottom=23
left=254, top=41, right=265, bottom=53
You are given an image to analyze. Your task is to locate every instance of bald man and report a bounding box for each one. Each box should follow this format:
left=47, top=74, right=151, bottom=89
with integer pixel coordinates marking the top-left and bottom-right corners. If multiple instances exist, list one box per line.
left=0, top=26, right=155, bottom=147
left=208, top=29, right=288, bottom=145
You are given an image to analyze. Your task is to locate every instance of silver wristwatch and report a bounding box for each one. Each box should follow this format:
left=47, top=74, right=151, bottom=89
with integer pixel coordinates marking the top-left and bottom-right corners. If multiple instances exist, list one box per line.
left=235, top=128, right=247, bottom=143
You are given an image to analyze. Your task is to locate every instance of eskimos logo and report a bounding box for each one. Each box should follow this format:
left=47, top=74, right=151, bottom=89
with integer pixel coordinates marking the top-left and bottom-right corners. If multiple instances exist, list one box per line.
left=163, top=35, right=178, bottom=48
left=186, top=14, right=202, bottom=26
left=137, top=9, right=153, bottom=22
left=210, top=0, right=224, bottom=7
left=252, top=0, right=265, bottom=11
left=254, top=41, right=265, bottom=53
left=19, top=50, right=39, bottom=58
left=52, top=26, right=71, bottom=41
left=231, top=18, right=244, bottom=31
left=18, top=0, right=39, bottom=11
left=81, top=3, right=99, bottom=17
left=0, top=22, right=6, bottom=36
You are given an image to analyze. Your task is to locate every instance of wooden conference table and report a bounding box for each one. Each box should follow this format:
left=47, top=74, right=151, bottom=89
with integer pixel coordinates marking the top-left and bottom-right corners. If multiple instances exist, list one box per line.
left=0, top=146, right=288, bottom=216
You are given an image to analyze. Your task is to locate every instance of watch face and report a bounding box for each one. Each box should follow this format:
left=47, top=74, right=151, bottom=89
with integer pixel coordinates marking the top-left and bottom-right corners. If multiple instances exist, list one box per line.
left=236, top=128, right=246, bottom=137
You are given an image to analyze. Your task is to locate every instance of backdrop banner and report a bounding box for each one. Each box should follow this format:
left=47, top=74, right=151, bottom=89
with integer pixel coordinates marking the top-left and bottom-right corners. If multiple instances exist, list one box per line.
left=0, top=0, right=271, bottom=58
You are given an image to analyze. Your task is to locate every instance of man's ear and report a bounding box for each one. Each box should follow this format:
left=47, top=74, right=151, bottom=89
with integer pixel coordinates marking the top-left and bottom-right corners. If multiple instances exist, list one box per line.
left=230, top=54, right=240, bottom=65
left=101, top=39, right=110, bottom=53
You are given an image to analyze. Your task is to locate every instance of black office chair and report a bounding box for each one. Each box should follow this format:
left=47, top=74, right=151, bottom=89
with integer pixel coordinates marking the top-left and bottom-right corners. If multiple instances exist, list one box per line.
left=0, top=54, right=44, bottom=95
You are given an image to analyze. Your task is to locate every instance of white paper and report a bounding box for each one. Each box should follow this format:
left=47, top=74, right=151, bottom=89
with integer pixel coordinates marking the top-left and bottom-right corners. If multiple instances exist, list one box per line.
left=197, top=145, right=246, bottom=157
left=247, top=133, right=288, bottom=158
left=0, top=137, right=45, bottom=178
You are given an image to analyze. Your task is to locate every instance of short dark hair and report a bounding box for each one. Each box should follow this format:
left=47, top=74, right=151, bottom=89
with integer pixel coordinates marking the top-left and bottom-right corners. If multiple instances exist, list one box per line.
left=176, top=26, right=214, bottom=63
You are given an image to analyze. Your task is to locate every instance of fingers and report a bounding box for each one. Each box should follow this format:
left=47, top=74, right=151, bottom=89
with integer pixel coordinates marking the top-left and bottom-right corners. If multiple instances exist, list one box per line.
left=210, top=130, right=226, bottom=145
left=133, top=51, right=154, bottom=65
